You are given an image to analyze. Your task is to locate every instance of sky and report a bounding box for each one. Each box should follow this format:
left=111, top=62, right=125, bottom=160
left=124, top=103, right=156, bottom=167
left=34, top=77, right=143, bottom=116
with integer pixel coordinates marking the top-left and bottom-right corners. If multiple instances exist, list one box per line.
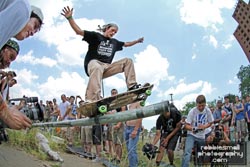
left=7, top=0, right=250, bottom=130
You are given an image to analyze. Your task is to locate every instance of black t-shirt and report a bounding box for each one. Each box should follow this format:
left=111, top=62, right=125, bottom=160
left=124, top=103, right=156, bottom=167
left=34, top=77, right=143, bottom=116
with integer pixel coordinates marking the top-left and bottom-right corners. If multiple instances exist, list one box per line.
left=156, top=107, right=182, bottom=134
left=83, top=31, right=125, bottom=76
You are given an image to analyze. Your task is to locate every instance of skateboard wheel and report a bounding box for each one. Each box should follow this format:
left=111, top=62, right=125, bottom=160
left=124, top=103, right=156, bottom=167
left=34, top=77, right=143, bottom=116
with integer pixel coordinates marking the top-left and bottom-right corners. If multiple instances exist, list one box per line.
left=99, top=105, right=107, bottom=113
left=140, top=101, right=145, bottom=106
left=145, top=89, right=151, bottom=96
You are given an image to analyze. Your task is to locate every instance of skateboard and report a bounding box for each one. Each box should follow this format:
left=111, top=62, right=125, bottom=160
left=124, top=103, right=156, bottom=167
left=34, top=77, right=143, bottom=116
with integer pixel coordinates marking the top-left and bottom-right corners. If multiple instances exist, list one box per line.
left=66, top=146, right=96, bottom=159
left=102, top=159, right=119, bottom=167
left=78, top=83, right=154, bottom=117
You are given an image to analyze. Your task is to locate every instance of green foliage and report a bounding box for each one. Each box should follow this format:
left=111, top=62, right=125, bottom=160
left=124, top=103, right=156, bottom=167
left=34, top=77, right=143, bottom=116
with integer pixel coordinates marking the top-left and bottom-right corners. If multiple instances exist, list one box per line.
left=7, top=128, right=39, bottom=152
left=182, top=101, right=196, bottom=115
left=143, top=128, right=148, bottom=137
left=150, top=126, right=156, bottom=133
left=223, top=93, right=236, bottom=103
left=237, top=65, right=250, bottom=98
left=207, top=100, right=216, bottom=108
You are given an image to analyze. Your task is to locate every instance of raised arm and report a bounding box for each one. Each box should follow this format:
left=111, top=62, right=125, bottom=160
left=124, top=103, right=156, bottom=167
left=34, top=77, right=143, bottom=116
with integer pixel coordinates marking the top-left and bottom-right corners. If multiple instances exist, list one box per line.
left=124, top=37, right=144, bottom=47
left=61, top=6, right=84, bottom=36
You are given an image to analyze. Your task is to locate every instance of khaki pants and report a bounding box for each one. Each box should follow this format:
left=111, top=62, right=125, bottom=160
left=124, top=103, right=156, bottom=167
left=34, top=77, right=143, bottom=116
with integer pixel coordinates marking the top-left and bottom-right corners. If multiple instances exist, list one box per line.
left=85, top=58, right=136, bottom=101
left=81, top=126, right=93, bottom=144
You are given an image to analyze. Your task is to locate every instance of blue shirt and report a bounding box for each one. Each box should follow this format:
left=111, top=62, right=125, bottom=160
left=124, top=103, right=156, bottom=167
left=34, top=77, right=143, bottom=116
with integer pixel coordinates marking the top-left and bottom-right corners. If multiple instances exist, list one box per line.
left=235, top=102, right=245, bottom=120
left=245, top=102, right=250, bottom=119
left=213, top=108, right=229, bottom=120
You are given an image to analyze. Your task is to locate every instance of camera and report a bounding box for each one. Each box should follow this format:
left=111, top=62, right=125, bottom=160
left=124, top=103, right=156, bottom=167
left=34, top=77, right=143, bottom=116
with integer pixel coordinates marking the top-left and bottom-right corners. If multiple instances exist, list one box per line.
left=192, top=127, right=203, bottom=134
left=0, top=96, right=43, bottom=143
left=8, top=96, right=44, bottom=122
left=142, top=143, right=159, bottom=160
left=213, top=124, right=223, bottom=144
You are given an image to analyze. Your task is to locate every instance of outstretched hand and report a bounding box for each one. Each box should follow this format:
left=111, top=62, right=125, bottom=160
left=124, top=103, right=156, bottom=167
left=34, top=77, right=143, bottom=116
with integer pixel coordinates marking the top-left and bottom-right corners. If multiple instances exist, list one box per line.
left=137, top=37, right=144, bottom=43
left=2, top=106, right=32, bottom=130
left=61, top=6, right=74, bottom=19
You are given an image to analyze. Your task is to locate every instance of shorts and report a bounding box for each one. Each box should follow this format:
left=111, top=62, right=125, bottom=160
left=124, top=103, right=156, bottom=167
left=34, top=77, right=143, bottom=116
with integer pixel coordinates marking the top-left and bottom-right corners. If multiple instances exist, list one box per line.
left=92, top=125, right=102, bottom=145
left=236, top=119, right=246, bottom=133
left=81, top=126, right=92, bottom=144
left=113, top=123, right=124, bottom=144
left=107, top=124, right=113, bottom=141
left=160, top=132, right=180, bottom=151
left=103, top=125, right=108, bottom=141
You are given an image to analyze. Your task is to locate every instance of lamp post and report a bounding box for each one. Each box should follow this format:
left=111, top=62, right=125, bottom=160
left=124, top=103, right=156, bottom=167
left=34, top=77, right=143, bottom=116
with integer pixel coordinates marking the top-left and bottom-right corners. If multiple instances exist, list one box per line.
left=170, top=93, right=174, bottom=104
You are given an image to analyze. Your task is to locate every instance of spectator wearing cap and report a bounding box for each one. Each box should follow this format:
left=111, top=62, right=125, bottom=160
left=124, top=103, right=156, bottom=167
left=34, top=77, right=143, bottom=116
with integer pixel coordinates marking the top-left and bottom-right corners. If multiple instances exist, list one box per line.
left=0, top=0, right=44, bottom=49
left=0, top=39, right=19, bottom=69
left=0, top=40, right=31, bottom=130
left=213, top=100, right=231, bottom=137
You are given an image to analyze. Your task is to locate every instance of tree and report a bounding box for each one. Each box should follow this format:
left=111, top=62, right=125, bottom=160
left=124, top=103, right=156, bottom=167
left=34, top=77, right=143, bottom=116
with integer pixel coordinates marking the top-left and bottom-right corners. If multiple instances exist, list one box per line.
left=223, top=93, right=236, bottom=103
left=182, top=101, right=196, bottom=115
left=237, top=65, right=250, bottom=98
left=150, top=126, right=156, bottom=133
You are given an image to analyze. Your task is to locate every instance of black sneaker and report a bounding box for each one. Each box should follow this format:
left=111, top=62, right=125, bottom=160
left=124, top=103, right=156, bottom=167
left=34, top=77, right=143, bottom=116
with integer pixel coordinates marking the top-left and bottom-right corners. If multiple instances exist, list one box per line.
left=128, top=83, right=141, bottom=91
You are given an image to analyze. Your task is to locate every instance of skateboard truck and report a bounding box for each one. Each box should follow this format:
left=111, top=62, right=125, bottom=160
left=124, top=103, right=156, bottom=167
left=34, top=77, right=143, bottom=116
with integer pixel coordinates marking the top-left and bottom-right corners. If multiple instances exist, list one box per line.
left=138, top=89, right=152, bottom=107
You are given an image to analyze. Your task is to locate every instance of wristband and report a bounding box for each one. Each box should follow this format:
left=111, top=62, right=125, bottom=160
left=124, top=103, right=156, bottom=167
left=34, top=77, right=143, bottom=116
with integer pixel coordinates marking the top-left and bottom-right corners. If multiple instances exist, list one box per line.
left=66, top=16, right=73, bottom=20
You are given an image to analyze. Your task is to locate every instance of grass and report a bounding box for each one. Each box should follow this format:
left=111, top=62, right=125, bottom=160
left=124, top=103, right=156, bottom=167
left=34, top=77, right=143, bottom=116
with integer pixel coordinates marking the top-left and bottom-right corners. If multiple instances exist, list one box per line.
left=6, top=128, right=196, bottom=167
left=7, top=128, right=65, bottom=167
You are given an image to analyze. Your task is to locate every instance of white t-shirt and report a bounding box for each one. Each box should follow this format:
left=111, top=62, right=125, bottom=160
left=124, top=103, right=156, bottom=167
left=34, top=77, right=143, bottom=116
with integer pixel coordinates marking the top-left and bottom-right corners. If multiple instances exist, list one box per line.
left=186, top=106, right=214, bottom=139
left=59, top=101, right=70, bottom=120
left=0, top=0, right=30, bottom=48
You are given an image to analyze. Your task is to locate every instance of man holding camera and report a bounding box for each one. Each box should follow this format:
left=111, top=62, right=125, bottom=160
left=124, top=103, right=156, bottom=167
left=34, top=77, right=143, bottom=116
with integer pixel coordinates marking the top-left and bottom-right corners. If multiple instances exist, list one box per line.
left=206, top=123, right=231, bottom=166
left=151, top=103, right=182, bottom=167
left=181, top=95, right=214, bottom=167
left=206, top=124, right=230, bottom=146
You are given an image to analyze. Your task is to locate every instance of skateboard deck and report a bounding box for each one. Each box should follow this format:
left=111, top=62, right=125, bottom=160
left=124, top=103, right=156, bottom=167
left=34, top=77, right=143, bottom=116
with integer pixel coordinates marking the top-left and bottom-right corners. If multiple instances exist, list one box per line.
left=78, top=83, right=154, bottom=117
left=102, top=159, right=119, bottom=167
left=66, top=146, right=96, bottom=159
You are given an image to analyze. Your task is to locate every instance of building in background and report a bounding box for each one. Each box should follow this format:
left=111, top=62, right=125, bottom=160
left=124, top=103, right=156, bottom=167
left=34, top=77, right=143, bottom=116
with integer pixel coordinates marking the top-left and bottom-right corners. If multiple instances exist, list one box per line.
left=233, top=0, right=250, bottom=62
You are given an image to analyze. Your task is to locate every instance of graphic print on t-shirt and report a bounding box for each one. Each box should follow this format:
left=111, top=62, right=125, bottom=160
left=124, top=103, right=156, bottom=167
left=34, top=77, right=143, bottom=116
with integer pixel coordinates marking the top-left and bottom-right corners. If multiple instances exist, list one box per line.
left=194, top=113, right=207, bottom=127
left=166, top=118, right=174, bottom=132
left=97, top=40, right=113, bottom=57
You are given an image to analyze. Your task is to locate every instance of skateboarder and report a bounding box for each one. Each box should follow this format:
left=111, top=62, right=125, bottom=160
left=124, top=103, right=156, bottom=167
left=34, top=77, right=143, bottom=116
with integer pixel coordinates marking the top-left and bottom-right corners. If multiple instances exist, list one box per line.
left=61, top=6, right=143, bottom=102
